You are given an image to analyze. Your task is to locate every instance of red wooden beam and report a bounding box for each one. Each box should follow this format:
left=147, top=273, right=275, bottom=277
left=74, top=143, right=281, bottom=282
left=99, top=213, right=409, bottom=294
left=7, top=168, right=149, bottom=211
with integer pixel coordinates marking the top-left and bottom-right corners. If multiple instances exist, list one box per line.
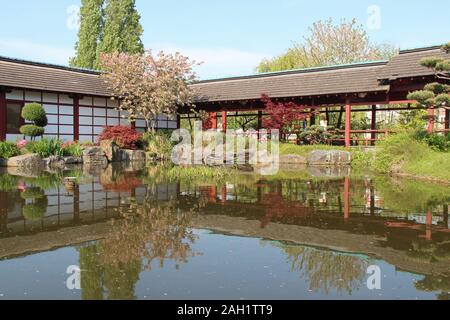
left=221, top=111, right=227, bottom=132
left=73, top=96, right=80, bottom=141
left=427, top=108, right=435, bottom=134
left=371, top=105, right=377, bottom=146
left=345, top=99, right=351, bottom=148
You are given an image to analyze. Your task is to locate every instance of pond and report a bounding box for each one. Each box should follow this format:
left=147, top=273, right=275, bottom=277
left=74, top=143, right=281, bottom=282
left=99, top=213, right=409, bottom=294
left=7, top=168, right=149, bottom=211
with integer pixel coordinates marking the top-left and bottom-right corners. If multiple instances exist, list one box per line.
left=0, top=164, right=449, bottom=300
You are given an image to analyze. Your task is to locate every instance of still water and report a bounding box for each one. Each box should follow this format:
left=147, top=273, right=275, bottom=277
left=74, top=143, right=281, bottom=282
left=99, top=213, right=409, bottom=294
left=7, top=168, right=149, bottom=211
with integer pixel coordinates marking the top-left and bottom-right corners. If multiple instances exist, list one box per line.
left=0, top=164, right=448, bottom=300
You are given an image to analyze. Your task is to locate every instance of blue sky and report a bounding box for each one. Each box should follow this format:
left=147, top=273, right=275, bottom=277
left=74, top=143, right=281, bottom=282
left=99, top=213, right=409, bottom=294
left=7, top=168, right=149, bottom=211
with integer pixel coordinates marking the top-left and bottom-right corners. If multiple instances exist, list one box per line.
left=0, top=0, right=449, bottom=79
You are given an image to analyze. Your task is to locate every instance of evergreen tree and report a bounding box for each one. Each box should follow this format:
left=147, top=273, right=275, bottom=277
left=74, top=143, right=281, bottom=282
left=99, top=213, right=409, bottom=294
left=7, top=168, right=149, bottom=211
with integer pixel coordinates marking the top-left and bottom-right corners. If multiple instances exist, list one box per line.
left=69, top=0, right=104, bottom=69
left=97, top=0, right=144, bottom=59
left=408, top=43, right=450, bottom=117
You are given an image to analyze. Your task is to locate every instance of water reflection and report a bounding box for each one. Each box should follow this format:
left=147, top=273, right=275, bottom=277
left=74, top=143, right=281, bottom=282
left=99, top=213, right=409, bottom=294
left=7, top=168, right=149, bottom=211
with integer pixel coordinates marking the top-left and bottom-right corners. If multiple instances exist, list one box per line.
left=0, top=165, right=449, bottom=299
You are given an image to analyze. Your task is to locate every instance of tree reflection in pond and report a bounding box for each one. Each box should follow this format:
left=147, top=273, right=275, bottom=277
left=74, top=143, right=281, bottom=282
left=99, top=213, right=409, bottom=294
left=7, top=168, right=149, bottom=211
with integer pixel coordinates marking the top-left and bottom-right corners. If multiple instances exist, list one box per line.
left=272, top=242, right=370, bottom=295
left=78, top=192, right=199, bottom=300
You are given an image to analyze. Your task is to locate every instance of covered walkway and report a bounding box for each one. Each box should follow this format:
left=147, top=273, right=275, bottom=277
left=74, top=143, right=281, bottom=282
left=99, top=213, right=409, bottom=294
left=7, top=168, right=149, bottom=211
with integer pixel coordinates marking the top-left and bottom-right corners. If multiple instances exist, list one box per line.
left=189, top=45, right=450, bottom=147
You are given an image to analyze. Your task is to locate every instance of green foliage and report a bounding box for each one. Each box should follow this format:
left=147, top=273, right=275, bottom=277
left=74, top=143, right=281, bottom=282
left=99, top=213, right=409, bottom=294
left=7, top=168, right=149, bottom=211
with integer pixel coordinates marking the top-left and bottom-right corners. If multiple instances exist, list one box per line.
left=443, top=42, right=450, bottom=53
left=298, top=125, right=343, bottom=145
left=62, top=142, right=84, bottom=157
left=436, top=60, right=450, bottom=72
left=20, top=187, right=46, bottom=200
left=407, top=90, right=435, bottom=106
left=420, top=57, right=444, bottom=69
left=373, top=131, right=427, bottom=173
left=70, top=0, right=105, bottom=69
left=21, top=103, right=48, bottom=126
left=410, top=43, right=450, bottom=111
left=256, top=18, right=397, bottom=73
left=0, top=141, right=20, bottom=159
left=414, top=131, right=450, bottom=152
left=373, top=130, right=450, bottom=181
left=0, top=173, right=19, bottom=191
left=435, top=93, right=450, bottom=106
left=141, top=131, right=174, bottom=160
left=19, top=125, right=45, bottom=138
left=423, top=82, right=449, bottom=94
left=22, top=199, right=48, bottom=221
left=20, top=103, right=47, bottom=139
left=147, top=164, right=232, bottom=184
left=97, top=0, right=144, bottom=57
left=26, top=138, right=63, bottom=158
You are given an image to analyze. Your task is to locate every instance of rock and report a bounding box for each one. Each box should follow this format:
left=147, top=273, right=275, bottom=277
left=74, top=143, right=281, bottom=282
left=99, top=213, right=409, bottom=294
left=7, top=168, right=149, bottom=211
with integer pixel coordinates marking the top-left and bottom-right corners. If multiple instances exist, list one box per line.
left=307, top=150, right=352, bottom=166
left=82, top=147, right=108, bottom=166
left=7, top=154, right=43, bottom=169
left=118, top=149, right=146, bottom=162
left=63, top=156, right=83, bottom=165
left=278, top=154, right=307, bottom=164
left=100, top=140, right=121, bottom=162
left=44, top=156, right=65, bottom=169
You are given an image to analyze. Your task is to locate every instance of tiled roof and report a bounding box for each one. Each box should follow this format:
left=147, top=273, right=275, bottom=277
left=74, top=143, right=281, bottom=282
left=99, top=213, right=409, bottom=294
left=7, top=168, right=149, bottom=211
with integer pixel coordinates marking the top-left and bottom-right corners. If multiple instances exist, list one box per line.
left=0, top=45, right=448, bottom=102
left=377, top=45, right=450, bottom=80
left=192, top=61, right=389, bottom=102
left=0, top=56, right=110, bottom=97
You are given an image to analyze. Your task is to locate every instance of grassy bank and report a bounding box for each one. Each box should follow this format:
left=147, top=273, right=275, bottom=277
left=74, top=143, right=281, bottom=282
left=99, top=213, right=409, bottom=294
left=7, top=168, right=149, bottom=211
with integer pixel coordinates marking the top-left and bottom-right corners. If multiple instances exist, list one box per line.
left=374, top=131, right=450, bottom=182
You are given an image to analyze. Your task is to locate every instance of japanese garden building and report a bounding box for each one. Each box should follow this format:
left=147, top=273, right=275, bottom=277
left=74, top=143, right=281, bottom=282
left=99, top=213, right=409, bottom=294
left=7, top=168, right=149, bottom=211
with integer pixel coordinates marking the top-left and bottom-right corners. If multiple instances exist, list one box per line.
left=0, top=44, right=449, bottom=145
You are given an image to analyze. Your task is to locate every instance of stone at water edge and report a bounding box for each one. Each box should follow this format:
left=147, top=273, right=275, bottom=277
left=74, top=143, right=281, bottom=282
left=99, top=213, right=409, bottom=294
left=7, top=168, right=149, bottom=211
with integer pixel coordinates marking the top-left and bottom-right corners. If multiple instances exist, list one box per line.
left=307, top=150, right=352, bottom=166
left=7, top=154, right=43, bottom=168
left=100, top=140, right=121, bottom=162
left=82, top=147, right=108, bottom=166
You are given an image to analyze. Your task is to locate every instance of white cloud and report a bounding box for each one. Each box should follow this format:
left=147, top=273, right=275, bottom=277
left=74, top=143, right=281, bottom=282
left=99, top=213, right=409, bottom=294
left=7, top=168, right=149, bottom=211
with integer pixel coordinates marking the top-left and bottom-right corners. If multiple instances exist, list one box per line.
left=151, top=43, right=270, bottom=79
left=0, top=39, right=74, bottom=65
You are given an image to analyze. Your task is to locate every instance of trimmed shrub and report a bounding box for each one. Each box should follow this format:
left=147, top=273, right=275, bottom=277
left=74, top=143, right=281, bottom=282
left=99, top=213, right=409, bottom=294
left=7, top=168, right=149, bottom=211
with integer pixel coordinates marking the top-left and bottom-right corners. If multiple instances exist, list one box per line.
left=0, top=141, right=20, bottom=159
left=298, top=125, right=343, bottom=145
left=20, top=103, right=47, bottom=139
left=20, top=125, right=45, bottom=138
left=21, top=103, right=48, bottom=126
left=26, top=138, right=63, bottom=158
left=98, top=126, right=142, bottom=150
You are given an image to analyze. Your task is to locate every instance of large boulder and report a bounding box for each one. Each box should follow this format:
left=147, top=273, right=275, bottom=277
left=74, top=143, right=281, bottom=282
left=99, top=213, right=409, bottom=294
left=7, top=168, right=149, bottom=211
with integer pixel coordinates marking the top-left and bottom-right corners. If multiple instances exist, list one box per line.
left=82, top=147, right=108, bottom=166
left=118, top=149, right=146, bottom=162
left=307, top=150, right=352, bottom=166
left=7, top=154, right=43, bottom=169
left=100, top=140, right=121, bottom=162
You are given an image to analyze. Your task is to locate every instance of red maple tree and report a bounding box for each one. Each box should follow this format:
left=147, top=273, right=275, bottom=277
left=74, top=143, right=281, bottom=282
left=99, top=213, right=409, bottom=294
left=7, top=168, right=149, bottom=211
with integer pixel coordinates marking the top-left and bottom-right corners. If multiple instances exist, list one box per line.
left=261, top=94, right=315, bottom=135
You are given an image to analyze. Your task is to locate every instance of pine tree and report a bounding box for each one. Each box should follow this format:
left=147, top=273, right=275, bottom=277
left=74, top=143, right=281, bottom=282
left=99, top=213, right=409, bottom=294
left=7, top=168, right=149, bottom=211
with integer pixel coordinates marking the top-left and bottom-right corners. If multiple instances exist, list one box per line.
left=408, top=43, right=450, bottom=112
left=69, top=0, right=104, bottom=69
left=97, top=0, right=144, bottom=59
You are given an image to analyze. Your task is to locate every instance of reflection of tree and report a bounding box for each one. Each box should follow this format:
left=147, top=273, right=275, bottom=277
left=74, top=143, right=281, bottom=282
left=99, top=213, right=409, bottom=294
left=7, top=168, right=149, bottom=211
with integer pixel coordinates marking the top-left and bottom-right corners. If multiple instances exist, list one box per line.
left=275, top=243, right=369, bottom=295
left=78, top=194, right=198, bottom=300
left=415, top=274, right=450, bottom=300
left=100, top=198, right=197, bottom=270
left=79, top=243, right=141, bottom=300
left=408, top=241, right=450, bottom=262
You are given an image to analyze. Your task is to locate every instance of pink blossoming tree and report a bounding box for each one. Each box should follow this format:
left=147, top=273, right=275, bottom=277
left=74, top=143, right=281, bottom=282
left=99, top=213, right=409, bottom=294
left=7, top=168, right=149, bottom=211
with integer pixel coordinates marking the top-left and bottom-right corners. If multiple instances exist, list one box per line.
left=100, top=50, right=200, bottom=131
